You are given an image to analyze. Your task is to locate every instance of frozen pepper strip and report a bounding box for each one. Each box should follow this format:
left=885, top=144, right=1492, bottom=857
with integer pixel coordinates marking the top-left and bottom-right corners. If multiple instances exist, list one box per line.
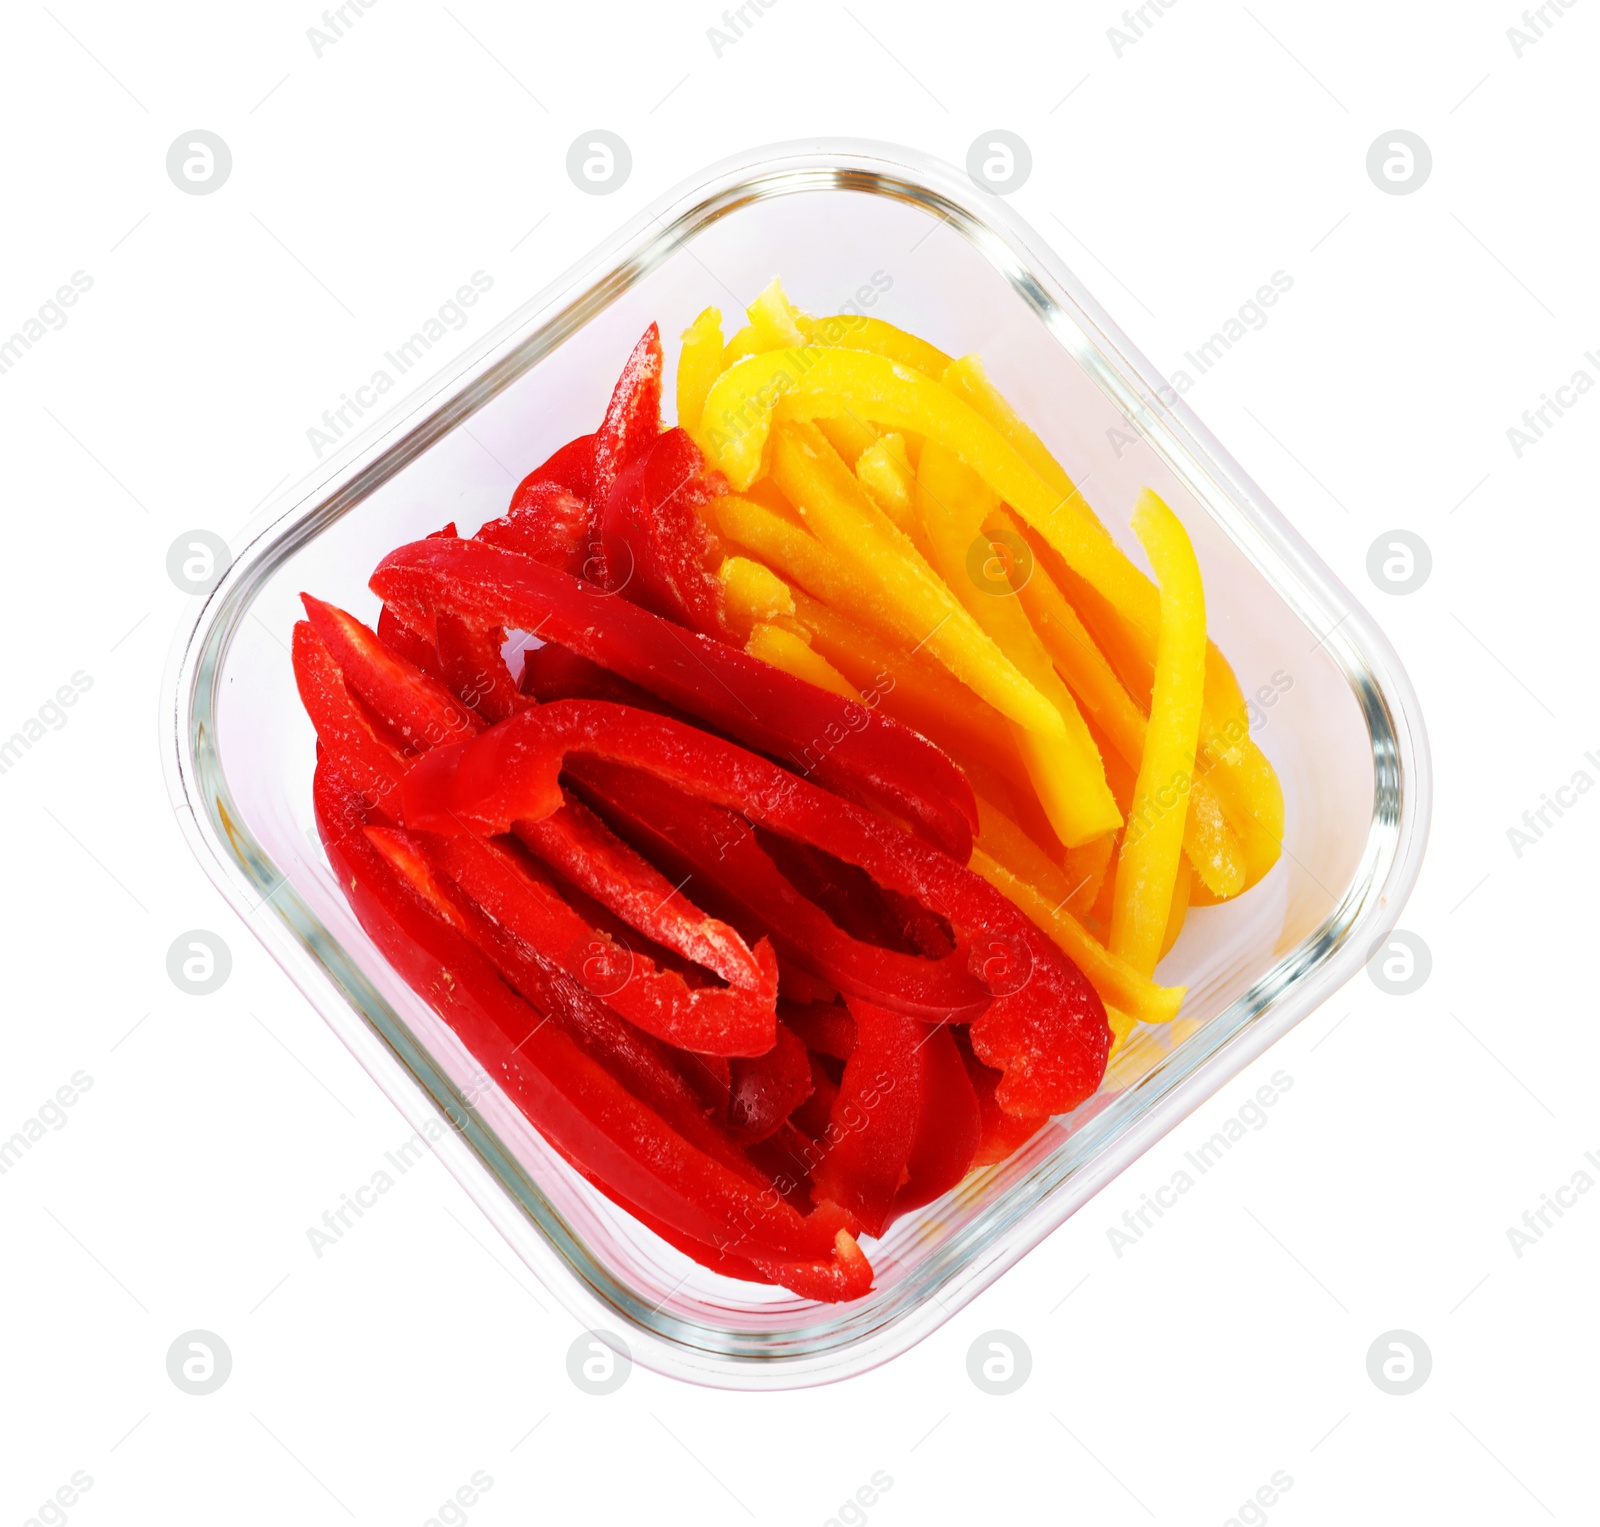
left=568, top=756, right=993, bottom=1022
left=812, top=997, right=922, bottom=1237
left=517, top=793, right=770, bottom=995
left=675, top=306, right=725, bottom=435
left=704, top=342, right=1282, bottom=884
left=916, top=441, right=1119, bottom=846
left=942, top=351, right=1283, bottom=885
left=968, top=847, right=1185, bottom=1026
left=369, top=537, right=977, bottom=860
left=991, top=510, right=1246, bottom=899
left=769, top=421, right=1064, bottom=738
left=421, top=827, right=779, bottom=1058
left=314, top=756, right=867, bottom=1287
left=398, top=699, right=1110, bottom=1115
left=1111, top=492, right=1207, bottom=976
left=364, top=825, right=772, bottom=1165
left=291, top=622, right=409, bottom=815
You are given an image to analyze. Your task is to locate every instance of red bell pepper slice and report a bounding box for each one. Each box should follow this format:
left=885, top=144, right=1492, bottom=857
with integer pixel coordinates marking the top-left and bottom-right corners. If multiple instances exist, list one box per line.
left=313, top=755, right=869, bottom=1291
left=812, top=998, right=919, bottom=1238
left=478, top=480, right=593, bottom=575
left=591, top=323, right=663, bottom=511
left=369, top=537, right=977, bottom=860
left=518, top=432, right=595, bottom=503
left=300, top=597, right=776, bottom=1055
left=566, top=756, right=991, bottom=1021
left=397, top=698, right=1110, bottom=1117
left=420, top=825, right=777, bottom=1058
left=301, top=594, right=478, bottom=751
left=788, top=1052, right=841, bottom=1141
left=781, top=999, right=856, bottom=1061
left=953, top=1028, right=1053, bottom=1168
left=598, top=425, right=730, bottom=635
left=727, top=1019, right=812, bottom=1143
left=291, top=622, right=407, bottom=815
left=516, top=793, right=779, bottom=1007
left=363, top=824, right=769, bottom=1181
left=891, top=1021, right=981, bottom=1219
left=435, top=615, right=524, bottom=725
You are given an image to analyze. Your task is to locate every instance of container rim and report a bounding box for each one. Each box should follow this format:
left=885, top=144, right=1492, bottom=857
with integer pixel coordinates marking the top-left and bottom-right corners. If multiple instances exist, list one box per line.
left=162, top=138, right=1431, bottom=1388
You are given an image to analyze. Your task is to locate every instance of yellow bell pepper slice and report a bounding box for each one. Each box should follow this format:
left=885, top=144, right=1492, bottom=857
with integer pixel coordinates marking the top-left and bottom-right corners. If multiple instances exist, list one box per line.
left=768, top=421, right=1064, bottom=738
left=975, top=792, right=1104, bottom=919
left=785, top=588, right=1026, bottom=795
left=675, top=306, right=725, bottom=435
left=942, top=352, right=1283, bottom=888
left=969, top=848, right=1185, bottom=1026
left=815, top=413, right=880, bottom=466
left=1159, top=855, right=1192, bottom=961
left=993, top=509, right=1247, bottom=899
left=916, top=442, right=1119, bottom=847
left=718, top=554, right=794, bottom=640
left=856, top=432, right=914, bottom=517
left=802, top=313, right=951, bottom=378
left=1110, top=492, right=1207, bottom=975
left=746, top=622, right=860, bottom=700
left=747, top=278, right=809, bottom=350
left=721, top=324, right=762, bottom=370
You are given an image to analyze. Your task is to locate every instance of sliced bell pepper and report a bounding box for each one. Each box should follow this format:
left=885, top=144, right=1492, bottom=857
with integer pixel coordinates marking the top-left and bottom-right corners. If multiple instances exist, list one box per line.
left=591, top=322, right=663, bottom=511
left=291, top=622, right=408, bottom=815
left=1111, top=492, right=1208, bottom=976
left=363, top=824, right=767, bottom=1179
left=745, top=623, right=860, bottom=701
left=727, top=1019, right=812, bottom=1142
left=398, top=699, right=1111, bottom=1115
left=916, top=442, right=1120, bottom=847
left=699, top=343, right=1281, bottom=871
left=769, top=420, right=1064, bottom=738
left=566, top=756, right=992, bottom=1022
left=516, top=792, right=777, bottom=1000
left=302, top=593, right=483, bottom=756
left=313, top=755, right=868, bottom=1292
left=477, top=480, right=593, bottom=575
left=675, top=306, right=724, bottom=436
left=597, top=425, right=729, bottom=634
left=953, top=1027, right=1053, bottom=1169
left=801, top=311, right=951, bottom=379
left=369, top=536, right=978, bottom=861
left=780, top=999, right=856, bottom=1061
left=812, top=997, right=920, bottom=1237
left=420, top=826, right=778, bottom=1057
left=891, top=1019, right=981, bottom=1219
left=995, top=509, right=1246, bottom=899
left=967, top=846, right=1185, bottom=1026
left=718, top=555, right=795, bottom=641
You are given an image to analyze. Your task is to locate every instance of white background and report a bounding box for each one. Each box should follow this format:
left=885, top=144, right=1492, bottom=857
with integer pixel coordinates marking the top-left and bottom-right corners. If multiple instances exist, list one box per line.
left=1, top=2, right=1595, bottom=1523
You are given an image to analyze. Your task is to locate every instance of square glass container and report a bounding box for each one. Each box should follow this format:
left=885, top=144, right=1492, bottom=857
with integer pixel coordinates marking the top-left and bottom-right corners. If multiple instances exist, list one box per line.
left=164, top=141, right=1429, bottom=1388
